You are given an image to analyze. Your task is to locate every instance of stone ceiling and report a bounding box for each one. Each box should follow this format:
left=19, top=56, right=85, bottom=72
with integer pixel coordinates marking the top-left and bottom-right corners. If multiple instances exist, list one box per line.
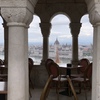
left=34, top=0, right=87, bottom=22
left=37, top=0, right=86, bottom=3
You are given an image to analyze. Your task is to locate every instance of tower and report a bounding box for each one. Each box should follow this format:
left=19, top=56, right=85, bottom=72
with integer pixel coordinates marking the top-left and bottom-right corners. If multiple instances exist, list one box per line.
left=54, top=38, right=60, bottom=63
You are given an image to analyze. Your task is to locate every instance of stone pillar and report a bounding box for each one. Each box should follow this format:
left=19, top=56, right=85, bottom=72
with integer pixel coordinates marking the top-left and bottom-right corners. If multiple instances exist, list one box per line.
left=8, top=22, right=28, bottom=100
left=1, top=3, right=34, bottom=100
left=70, top=23, right=81, bottom=65
left=39, top=23, right=51, bottom=65
left=87, top=1, right=100, bottom=100
left=25, top=16, right=33, bottom=99
left=24, top=25, right=29, bottom=100
left=2, top=20, right=8, bottom=67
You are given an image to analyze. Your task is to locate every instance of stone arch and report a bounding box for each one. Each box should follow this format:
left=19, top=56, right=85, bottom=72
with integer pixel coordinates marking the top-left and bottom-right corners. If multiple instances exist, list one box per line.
left=49, top=14, right=72, bottom=63
left=49, top=13, right=71, bottom=42
left=28, top=14, right=42, bottom=64
left=78, top=14, right=93, bottom=61
left=79, top=14, right=93, bottom=44
left=35, top=3, right=87, bottom=24
left=33, top=13, right=42, bottom=22
left=50, top=12, right=71, bottom=23
left=50, top=13, right=71, bottom=39
left=0, top=16, right=4, bottom=60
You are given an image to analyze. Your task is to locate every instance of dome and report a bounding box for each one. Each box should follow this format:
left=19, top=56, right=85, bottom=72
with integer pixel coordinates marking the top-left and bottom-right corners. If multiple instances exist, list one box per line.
left=54, top=38, right=60, bottom=45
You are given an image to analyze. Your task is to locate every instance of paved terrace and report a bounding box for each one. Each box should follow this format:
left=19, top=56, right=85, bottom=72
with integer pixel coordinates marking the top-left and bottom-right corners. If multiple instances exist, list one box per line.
left=30, top=88, right=91, bottom=100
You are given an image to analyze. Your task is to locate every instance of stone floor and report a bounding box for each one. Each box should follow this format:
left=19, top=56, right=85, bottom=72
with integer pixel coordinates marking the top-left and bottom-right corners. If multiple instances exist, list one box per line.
left=30, top=88, right=91, bottom=100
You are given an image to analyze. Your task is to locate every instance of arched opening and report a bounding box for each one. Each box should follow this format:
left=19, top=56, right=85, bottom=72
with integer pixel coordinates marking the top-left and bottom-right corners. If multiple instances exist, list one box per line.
left=49, top=14, right=71, bottom=64
left=79, top=14, right=93, bottom=62
left=28, top=15, right=42, bottom=65
left=0, top=16, right=4, bottom=60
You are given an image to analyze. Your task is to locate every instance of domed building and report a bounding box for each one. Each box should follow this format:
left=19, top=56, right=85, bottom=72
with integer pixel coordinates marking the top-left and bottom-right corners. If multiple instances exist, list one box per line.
left=54, top=38, right=60, bottom=46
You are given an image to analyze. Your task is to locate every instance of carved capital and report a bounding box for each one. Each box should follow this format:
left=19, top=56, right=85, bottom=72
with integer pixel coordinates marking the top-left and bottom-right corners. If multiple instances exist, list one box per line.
left=86, top=0, right=100, bottom=25
left=70, top=23, right=82, bottom=37
left=89, top=3, right=100, bottom=25
left=0, top=0, right=36, bottom=25
left=39, top=23, right=51, bottom=37
left=1, top=7, right=33, bottom=26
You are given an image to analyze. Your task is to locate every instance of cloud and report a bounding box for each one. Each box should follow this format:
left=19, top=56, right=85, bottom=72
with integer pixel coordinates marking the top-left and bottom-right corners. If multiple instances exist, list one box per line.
left=29, top=37, right=42, bottom=43
left=59, top=35, right=71, bottom=38
left=0, top=17, right=4, bottom=43
left=77, top=15, right=93, bottom=43
left=51, top=14, right=70, bottom=24
left=79, top=24, right=93, bottom=38
left=28, top=15, right=42, bottom=44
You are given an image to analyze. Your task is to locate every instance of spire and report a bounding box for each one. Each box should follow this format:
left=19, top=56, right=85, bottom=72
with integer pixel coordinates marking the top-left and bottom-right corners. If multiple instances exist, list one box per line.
left=54, top=38, right=60, bottom=45
left=55, top=46, right=60, bottom=63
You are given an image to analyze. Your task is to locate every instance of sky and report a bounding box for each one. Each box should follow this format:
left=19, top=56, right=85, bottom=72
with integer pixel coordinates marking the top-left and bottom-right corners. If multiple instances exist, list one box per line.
left=0, top=14, right=93, bottom=45
left=28, top=14, right=93, bottom=45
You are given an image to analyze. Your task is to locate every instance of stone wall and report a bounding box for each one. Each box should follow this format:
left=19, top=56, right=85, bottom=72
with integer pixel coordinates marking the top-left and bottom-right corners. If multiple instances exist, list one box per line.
left=30, top=64, right=68, bottom=88
left=31, top=65, right=49, bottom=88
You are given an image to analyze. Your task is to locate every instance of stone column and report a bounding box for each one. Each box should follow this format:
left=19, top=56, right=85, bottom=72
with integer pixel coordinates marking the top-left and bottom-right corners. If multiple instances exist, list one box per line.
left=24, top=25, right=30, bottom=100
left=70, top=23, right=81, bottom=65
left=25, top=15, right=33, bottom=99
left=8, top=22, right=28, bottom=100
left=1, top=4, right=33, bottom=100
left=87, top=1, right=100, bottom=100
left=39, top=23, right=51, bottom=65
left=2, top=20, right=8, bottom=67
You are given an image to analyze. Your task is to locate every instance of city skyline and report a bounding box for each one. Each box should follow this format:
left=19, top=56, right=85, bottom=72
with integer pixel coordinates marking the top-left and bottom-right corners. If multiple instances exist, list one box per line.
left=0, top=14, right=93, bottom=45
